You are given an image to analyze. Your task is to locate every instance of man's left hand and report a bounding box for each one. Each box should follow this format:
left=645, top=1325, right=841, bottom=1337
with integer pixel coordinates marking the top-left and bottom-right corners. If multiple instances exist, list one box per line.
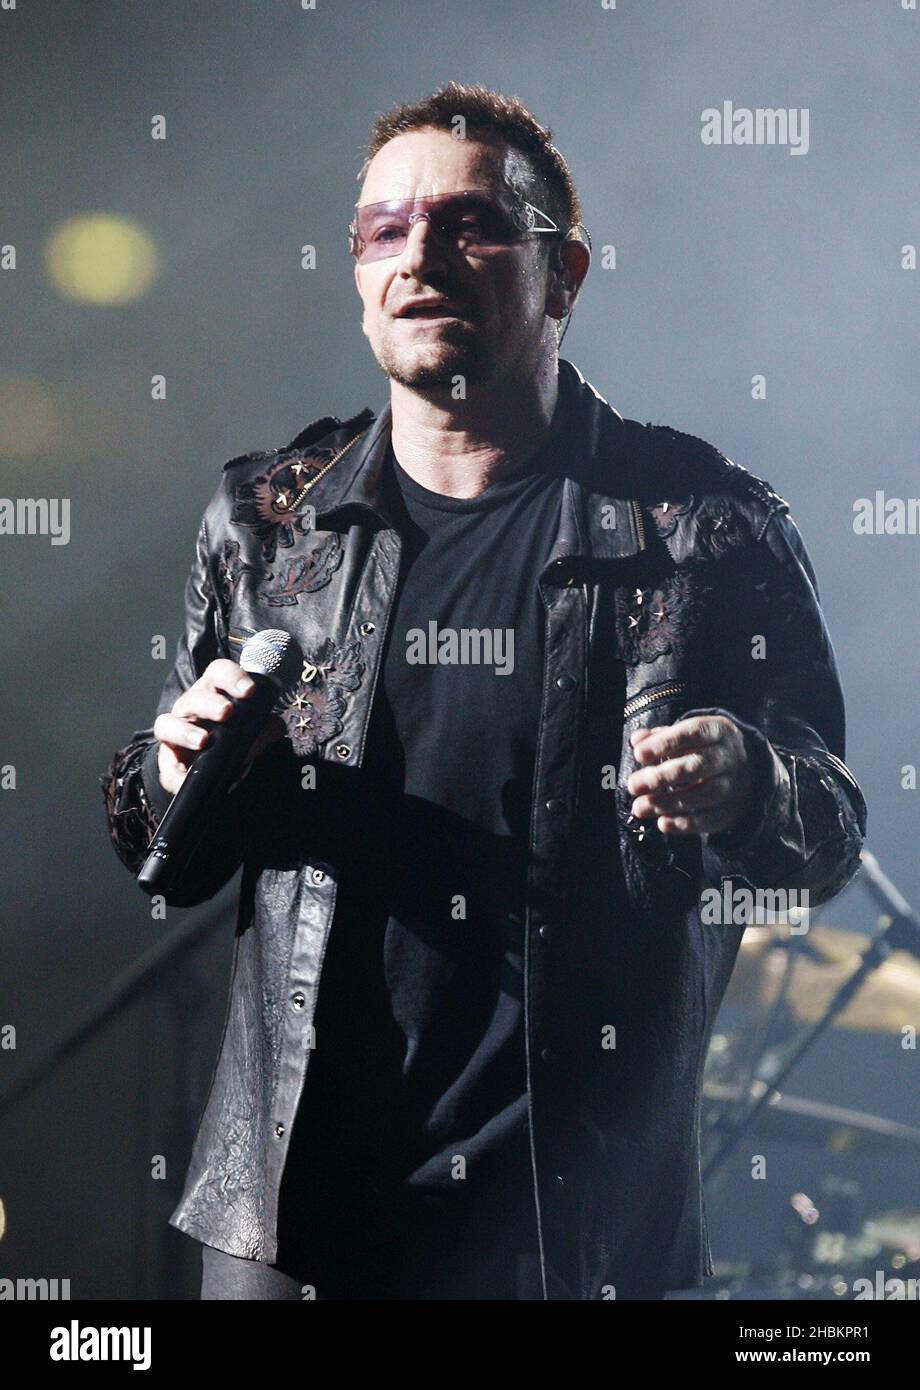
left=626, top=714, right=756, bottom=836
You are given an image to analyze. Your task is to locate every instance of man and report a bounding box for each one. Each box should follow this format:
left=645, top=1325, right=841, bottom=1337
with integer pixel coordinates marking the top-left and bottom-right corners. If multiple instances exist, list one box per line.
left=102, top=82, right=867, bottom=1301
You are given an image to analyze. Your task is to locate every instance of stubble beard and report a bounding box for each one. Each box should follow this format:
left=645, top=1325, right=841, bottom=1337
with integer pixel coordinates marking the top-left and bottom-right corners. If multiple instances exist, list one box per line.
left=374, top=321, right=495, bottom=390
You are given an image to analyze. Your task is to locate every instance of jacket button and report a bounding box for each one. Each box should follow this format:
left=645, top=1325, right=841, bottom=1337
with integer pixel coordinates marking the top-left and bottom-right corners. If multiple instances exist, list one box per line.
left=359, top=621, right=376, bottom=635
left=545, top=798, right=567, bottom=816
left=538, top=923, right=552, bottom=941
left=540, top=1047, right=556, bottom=1066
left=291, top=992, right=306, bottom=1010
left=335, top=744, right=351, bottom=759
left=555, top=674, right=575, bottom=691
left=311, top=868, right=326, bottom=884
left=274, top=1123, right=285, bottom=1139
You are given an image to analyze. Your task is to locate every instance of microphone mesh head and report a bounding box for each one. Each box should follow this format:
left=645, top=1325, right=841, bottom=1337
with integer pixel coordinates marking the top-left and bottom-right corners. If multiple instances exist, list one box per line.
left=240, top=629, right=291, bottom=676
left=238, top=629, right=304, bottom=711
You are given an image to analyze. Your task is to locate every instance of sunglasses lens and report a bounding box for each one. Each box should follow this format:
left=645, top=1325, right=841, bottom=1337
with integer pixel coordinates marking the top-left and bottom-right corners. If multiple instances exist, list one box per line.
left=453, top=195, right=517, bottom=245
left=356, top=205, right=409, bottom=261
left=353, top=193, right=519, bottom=262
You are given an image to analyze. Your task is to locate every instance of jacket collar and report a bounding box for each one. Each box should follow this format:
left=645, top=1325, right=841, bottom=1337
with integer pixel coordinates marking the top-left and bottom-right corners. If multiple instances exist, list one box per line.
left=306, top=358, right=646, bottom=563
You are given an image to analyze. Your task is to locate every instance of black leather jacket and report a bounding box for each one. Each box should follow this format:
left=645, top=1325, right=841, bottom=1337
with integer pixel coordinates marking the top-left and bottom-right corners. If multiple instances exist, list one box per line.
left=101, top=358, right=867, bottom=1299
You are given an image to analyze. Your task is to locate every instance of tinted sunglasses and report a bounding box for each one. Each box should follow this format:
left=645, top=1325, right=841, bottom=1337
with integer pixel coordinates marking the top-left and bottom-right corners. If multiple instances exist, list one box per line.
left=348, top=188, right=563, bottom=263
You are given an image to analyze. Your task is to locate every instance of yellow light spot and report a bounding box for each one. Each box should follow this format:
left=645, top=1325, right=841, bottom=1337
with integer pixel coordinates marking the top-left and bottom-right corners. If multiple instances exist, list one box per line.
left=44, top=213, right=159, bottom=305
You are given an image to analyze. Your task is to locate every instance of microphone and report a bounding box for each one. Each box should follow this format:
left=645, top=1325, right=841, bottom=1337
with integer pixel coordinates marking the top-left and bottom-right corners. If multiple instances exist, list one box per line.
left=137, top=629, right=302, bottom=897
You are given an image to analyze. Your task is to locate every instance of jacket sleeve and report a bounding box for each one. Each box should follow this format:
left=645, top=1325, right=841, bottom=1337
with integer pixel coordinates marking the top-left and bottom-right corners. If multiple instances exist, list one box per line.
left=100, top=509, right=245, bottom=908
left=682, top=507, right=867, bottom=907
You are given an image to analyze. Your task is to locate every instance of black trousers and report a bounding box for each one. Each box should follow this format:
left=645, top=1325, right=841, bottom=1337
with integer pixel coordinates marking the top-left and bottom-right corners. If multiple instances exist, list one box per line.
left=198, top=1241, right=673, bottom=1300
left=197, top=1188, right=574, bottom=1300
left=198, top=1239, right=560, bottom=1300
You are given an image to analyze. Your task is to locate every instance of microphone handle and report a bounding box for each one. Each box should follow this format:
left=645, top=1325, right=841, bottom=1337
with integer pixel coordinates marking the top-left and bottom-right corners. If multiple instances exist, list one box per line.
left=136, top=674, right=278, bottom=897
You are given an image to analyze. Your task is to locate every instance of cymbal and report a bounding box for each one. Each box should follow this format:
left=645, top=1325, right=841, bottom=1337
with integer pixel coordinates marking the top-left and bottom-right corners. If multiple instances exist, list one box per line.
left=703, top=1082, right=920, bottom=1156
left=728, top=924, right=920, bottom=1034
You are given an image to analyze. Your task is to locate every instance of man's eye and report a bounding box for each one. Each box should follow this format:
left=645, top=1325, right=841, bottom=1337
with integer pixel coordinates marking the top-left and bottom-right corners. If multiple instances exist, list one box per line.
left=459, top=217, right=500, bottom=241
left=458, top=212, right=508, bottom=241
left=372, top=225, right=404, bottom=243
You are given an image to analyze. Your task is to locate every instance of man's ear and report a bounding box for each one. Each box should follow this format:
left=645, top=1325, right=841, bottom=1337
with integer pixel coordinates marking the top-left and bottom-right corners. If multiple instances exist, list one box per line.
left=354, top=262, right=370, bottom=338
left=545, top=237, right=590, bottom=320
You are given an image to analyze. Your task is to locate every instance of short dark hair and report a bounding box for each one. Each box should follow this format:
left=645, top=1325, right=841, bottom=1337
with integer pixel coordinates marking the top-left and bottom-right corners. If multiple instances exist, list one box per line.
left=356, top=82, right=585, bottom=248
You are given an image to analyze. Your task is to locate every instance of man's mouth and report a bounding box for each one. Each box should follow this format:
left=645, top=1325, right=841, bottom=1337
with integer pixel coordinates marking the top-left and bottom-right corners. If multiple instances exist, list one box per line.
left=402, top=306, right=458, bottom=319
left=396, top=299, right=468, bottom=322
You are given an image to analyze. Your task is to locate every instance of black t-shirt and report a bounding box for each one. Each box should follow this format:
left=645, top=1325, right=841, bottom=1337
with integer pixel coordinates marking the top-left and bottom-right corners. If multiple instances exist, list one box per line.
left=277, top=401, right=573, bottom=1288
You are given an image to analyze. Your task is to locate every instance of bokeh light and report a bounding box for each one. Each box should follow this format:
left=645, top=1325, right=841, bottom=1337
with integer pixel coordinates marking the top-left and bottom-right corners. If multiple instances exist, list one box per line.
left=44, top=213, right=159, bottom=305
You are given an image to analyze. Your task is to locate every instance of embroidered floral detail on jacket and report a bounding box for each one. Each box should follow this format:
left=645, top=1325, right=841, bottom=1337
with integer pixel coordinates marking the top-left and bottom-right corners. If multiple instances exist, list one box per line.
left=281, top=638, right=364, bottom=757
left=257, top=533, right=343, bottom=607
left=648, top=495, right=694, bottom=540
left=694, top=500, right=747, bottom=559
left=616, top=566, right=715, bottom=666
left=229, top=448, right=335, bottom=562
left=216, top=539, right=264, bottom=611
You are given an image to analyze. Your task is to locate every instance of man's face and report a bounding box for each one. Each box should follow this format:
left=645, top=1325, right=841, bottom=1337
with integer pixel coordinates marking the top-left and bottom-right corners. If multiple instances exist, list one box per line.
left=353, top=128, right=555, bottom=391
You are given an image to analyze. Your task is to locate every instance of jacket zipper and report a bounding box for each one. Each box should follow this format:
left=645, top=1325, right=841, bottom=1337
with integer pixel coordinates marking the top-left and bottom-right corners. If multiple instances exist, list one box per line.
left=222, top=429, right=368, bottom=655
left=630, top=498, right=648, bottom=552
left=623, top=680, right=687, bottom=721
left=287, top=429, right=367, bottom=513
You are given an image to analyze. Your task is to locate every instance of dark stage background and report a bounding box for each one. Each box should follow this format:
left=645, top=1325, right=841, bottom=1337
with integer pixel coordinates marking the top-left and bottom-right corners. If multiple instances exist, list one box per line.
left=1, top=0, right=917, bottom=1300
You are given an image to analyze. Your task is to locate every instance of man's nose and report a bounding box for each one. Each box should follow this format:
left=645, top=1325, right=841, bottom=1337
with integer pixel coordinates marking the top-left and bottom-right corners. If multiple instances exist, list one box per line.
left=396, top=216, right=448, bottom=277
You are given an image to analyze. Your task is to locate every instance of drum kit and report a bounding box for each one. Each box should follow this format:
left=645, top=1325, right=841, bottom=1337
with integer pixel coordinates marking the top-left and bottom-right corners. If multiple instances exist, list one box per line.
left=699, top=851, right=920, bottom=1299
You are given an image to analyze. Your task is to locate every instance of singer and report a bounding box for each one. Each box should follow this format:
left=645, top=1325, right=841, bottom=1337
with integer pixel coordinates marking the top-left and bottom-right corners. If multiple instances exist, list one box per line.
left=101, top=83, right=867, bottom=1300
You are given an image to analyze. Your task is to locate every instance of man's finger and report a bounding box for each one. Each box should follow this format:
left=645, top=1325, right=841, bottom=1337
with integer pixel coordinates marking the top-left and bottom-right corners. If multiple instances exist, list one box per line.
left=632, top=716, right=727, bottom=767
left=157, top=740, right=190, bottom=795
left=171, top=689, right=234, bottom=724
left=153, top=712, right=210, bottom=751
left=627, top=745, right=729, bottom=800
left=631, top=773, right=734, bottom=821
left=198, top=660, right=256, bottom=697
